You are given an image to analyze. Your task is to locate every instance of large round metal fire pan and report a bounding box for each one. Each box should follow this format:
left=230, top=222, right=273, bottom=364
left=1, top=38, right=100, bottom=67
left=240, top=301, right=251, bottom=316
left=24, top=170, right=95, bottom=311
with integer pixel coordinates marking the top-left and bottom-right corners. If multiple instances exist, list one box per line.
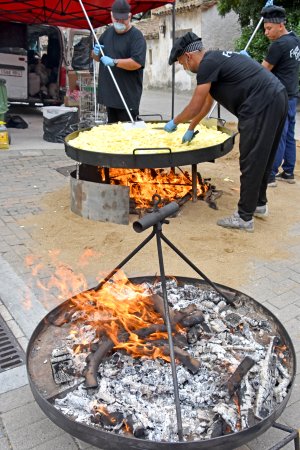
left=64, top=125, right=237, bottom=169
left=27, top=277, right=296, bottom=450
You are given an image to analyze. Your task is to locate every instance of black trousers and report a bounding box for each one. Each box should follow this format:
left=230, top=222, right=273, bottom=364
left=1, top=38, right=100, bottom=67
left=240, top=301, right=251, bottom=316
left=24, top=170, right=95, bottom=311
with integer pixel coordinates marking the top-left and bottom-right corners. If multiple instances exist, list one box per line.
left=237, top=90, right=288, bottom=221
left=106, top=107, right=139, bottom=124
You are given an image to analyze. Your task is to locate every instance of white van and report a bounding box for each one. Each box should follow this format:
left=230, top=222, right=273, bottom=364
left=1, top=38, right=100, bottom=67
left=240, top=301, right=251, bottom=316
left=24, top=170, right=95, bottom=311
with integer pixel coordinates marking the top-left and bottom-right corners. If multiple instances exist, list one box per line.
left=0, top=22, right=92, bottom=106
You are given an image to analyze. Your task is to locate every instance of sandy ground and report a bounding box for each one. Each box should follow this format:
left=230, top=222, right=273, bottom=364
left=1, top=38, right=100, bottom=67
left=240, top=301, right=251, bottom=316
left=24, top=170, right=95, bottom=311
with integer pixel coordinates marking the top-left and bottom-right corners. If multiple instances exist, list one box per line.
left=20, top=131, right=300, bottom=294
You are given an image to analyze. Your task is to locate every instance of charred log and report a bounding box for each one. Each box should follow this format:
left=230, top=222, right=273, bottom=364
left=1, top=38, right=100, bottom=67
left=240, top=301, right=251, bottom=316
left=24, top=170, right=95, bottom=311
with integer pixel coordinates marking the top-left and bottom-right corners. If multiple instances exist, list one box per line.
left=133, top=324, right=167, bottom=339
left=47, top=305, right=77, bottom=326
left=84, top=331, right=130, bottom=388
left=149, top=294, right=177, bottom=327
left=209, top=416, right=227, bottom=438
left=125, top=414, right=147, bottom=439
left=84, top=337, right=115, bottom=388
left=147, top=339, right=201, bottom=374
left=180, top=310, right=205, bottom=328
left=149, top=294, right=204, bottom=329
left=226, top=356, right=255, bottom=396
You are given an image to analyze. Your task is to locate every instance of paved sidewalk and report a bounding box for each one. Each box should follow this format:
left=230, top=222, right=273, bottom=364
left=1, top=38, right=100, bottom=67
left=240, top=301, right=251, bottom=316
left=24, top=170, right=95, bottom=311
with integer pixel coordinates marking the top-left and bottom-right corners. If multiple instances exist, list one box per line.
left=0, top=89, right=299, bottom=450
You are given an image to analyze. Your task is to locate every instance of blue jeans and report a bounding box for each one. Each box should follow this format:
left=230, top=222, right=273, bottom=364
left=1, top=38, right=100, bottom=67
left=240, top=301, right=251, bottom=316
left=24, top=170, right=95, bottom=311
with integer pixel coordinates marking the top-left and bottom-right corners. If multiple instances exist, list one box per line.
left=271, top=96, right=297, bottom=178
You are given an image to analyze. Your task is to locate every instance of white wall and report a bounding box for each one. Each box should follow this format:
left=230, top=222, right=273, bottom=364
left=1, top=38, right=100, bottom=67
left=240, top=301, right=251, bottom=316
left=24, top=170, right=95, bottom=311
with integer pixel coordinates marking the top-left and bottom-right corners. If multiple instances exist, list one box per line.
left=143, top=5, right=241, bottom=91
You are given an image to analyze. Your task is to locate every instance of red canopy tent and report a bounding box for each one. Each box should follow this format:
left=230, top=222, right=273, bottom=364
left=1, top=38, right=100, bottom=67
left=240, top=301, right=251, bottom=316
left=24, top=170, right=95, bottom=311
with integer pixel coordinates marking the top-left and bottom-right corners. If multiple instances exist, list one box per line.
left=0, top=0, right=174, bottom=29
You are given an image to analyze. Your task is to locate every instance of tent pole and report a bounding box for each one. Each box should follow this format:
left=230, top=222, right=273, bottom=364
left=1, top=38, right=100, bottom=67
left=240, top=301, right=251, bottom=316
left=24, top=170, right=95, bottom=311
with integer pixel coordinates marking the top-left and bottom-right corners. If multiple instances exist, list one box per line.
left=171, top=1, right=176, bottom=118
left=77, top=0, right=135, bottom=123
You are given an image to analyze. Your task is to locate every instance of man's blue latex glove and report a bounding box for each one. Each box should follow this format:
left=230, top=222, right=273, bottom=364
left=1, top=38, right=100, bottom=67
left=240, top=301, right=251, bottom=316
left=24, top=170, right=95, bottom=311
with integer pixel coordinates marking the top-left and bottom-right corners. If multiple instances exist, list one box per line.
left=100, top=55, right=115, bottom=67
left=93, top=44, right=104, bottom=56
left=182, top=129, right=195, bottom=143
left=164, top=119, right=177, bottom=133
left=240, top=50, right=250, bottom=57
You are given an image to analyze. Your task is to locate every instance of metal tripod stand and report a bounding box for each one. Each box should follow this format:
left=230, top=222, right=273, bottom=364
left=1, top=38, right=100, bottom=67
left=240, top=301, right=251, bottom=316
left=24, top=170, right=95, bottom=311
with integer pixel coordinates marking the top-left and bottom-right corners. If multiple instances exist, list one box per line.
left=94, top=194, right=236, bottom=441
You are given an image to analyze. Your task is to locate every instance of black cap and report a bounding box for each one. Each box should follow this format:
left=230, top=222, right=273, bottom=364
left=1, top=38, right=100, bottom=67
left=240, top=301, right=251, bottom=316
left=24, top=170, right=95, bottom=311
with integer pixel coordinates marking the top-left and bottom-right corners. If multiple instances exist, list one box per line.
left=168, top=32, right=203, bottom=65
left=111, top=0, right=131, bottom=20
left=261, top=5, right=286, bottom=23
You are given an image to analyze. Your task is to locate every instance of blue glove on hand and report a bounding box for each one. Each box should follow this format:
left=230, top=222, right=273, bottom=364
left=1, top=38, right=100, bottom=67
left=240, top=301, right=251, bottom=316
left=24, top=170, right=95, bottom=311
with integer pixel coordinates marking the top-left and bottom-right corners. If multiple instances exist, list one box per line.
left=93, top=44, right=104, bottom=56
left=240, top=50, right=250, bottom=57
left=164, top=119, right=177, bottom=133
left=100, top=55, right=115, bottom=67
left=182, top=129, right=195, bottom=143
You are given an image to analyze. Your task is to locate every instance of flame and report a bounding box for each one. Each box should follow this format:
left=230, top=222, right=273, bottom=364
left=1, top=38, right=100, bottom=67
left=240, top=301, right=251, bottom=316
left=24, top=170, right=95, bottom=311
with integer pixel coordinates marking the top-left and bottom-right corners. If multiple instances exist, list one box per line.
left=98, top=168, right=209, bottom=209
left=123, top=419, right=131, bottom=433
left=232, top=394, right=241, bottom=431
left=28, top=249, right=178, bottom=361
left=67, top=272, right=173, bottom=361
left=93, top=403, right=110, bottom=416
left=27, top=248, right=181, bottom=362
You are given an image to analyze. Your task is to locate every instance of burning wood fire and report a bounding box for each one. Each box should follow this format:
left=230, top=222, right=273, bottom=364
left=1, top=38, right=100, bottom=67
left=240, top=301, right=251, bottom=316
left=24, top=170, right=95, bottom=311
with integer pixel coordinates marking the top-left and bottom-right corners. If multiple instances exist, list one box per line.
left=98, top=168, right=215, bottom=210
left=39, top=272, right=293, bottom=443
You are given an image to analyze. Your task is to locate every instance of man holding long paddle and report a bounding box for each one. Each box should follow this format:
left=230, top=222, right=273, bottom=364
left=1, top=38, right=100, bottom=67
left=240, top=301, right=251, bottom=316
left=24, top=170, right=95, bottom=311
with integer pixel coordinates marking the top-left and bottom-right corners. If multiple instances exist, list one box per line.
left=164, top=32, right=288, bottom=232
left=92, top=0, right=146, bottom=124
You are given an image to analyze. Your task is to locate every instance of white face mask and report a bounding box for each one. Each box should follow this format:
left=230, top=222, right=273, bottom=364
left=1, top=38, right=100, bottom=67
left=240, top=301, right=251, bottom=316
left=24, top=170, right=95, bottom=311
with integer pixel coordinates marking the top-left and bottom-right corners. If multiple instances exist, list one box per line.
left=184, top=59, right=194, bottom=77
left=113, top=22, right=127, bottom=32
left=185, top=70, right=194, bottom=78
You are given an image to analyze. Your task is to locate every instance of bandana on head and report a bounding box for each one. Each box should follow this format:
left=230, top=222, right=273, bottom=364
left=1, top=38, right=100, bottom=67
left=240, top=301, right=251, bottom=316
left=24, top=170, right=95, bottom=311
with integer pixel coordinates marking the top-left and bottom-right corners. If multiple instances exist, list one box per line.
left=181, top=40, right=203, bottom=55
left=169, top=32, right=203, bottom=65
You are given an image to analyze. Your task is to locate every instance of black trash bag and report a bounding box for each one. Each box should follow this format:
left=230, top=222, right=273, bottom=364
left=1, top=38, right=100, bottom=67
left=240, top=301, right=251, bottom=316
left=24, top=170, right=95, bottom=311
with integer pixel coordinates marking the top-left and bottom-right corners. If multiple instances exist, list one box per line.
left=43, top=110, right=78, bottom=143
left=72, top=36, right=93, bottom=71
left=5, top=114, right=28, bottom=129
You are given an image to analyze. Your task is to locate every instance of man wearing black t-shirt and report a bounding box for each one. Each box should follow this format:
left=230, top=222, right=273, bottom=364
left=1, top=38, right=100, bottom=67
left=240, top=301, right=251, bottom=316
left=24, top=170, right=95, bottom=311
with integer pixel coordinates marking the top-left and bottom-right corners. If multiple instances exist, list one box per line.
left=261, top=5, right=300, bottom=186
left=92, top=0, right=146, bottom=123
left=164, top=32, right=288, bottom=232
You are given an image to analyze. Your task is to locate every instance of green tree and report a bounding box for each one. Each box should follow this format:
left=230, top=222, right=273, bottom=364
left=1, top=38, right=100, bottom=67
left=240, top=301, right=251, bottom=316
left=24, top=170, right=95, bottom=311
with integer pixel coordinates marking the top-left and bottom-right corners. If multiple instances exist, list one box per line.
left=217, top=0, right=300, bottom=61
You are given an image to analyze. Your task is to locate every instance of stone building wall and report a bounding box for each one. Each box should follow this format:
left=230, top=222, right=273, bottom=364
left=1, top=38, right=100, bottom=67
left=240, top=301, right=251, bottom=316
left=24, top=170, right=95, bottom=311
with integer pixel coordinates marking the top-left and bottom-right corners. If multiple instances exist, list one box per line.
left=140, top=2, right=241, bottom=91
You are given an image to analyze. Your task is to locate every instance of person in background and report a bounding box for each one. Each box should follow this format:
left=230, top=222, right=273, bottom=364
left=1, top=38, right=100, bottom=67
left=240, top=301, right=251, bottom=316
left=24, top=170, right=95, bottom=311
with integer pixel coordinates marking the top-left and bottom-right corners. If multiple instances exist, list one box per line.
left=164, top=32, right=288, bottom=232
left=261, top=5, right=300, bottom=187
left=92, top=0, right=146, bottom=123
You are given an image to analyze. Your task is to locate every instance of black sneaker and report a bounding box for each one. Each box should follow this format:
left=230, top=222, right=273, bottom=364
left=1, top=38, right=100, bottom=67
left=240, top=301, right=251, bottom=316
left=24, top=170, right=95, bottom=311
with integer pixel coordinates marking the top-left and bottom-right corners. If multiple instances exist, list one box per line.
left=275, top=171, right=295, bottom=184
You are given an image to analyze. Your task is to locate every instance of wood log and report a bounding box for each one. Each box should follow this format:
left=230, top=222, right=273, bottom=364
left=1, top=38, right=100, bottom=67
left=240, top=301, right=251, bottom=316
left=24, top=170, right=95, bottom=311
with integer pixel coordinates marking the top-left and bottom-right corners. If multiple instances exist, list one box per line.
left=149, top=294, right=177, bottom=326
left=84, top=337, right=115, bottom=389
left=125, top=414, right=146, bottom=438
left=133, top=324, right=167, bottom=339
left=226, top=356, right=255, bottom=396
left=180, top=310, right=205, bottom=328
left=47, top=305, right=77, bottom=326
left=149, top=294, right=204, bottom=329
left=147, top=339, right=201, bottom=374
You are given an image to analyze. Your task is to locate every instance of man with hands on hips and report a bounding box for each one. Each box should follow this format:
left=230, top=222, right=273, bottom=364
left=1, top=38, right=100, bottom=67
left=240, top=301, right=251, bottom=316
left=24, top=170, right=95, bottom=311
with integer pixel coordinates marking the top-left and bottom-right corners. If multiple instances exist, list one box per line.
left=92, top=0, right=146, bottom=123
left=164, top=32, right=287, bottom=232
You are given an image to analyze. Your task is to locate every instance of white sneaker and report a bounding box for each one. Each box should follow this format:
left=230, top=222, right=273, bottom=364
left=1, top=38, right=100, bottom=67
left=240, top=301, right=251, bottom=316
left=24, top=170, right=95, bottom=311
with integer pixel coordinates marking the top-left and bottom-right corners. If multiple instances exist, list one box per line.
left=254, top=204, right=269, bottom=218
left=217, top=212, right=254, bottom=232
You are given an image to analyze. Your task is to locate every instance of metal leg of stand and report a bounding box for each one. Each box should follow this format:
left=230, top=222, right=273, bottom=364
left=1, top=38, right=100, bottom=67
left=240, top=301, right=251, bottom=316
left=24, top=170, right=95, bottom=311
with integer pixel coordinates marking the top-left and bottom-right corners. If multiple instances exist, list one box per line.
left=191, top=164, right=198, bottom=202
left=76, top=163, right=80, bottom=180
left=93, top=229, right=155, bottom=291
left=268, top=423, right=300, bottom=450
left=155, top=223, right=183, bottom=441
left=93, top=223, right=184, bottom=441
left=104, top=167, right=110, bottom=184
left=160, top=232, right=235, bottom=306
